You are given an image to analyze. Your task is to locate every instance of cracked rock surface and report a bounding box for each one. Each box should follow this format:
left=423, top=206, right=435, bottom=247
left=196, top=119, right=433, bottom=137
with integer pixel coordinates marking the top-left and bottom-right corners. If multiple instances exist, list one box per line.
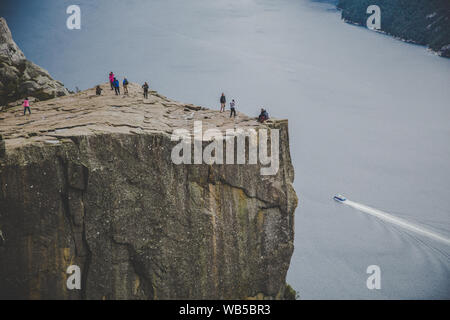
left=0, top=82, right=297, bottom=299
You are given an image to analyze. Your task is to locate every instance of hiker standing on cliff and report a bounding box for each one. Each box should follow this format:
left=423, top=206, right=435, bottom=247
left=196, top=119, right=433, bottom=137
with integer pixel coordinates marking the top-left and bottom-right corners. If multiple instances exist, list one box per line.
left=96, top=85, right=103, bottom=95
left=123, top=77, right=129, bottom=95
left=23, top=97, right=31, bottom=115
left=109, top=72, right=115, bottom=90
left=142, top=82, right=149, bottom=99
left=220, top=93, right=226, bottom=112
left=230, top=99, right=236, bottom=118
left=113, top=77, right=120, bottom=95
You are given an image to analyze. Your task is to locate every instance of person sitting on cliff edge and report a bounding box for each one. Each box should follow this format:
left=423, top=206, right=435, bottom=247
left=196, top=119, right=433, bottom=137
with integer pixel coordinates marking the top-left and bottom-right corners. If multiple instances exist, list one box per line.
left=23, top=97, right=31, bottom=115
left=96, top=85, right=103, bottom=96
left=258, top=108, right=269, bottom=123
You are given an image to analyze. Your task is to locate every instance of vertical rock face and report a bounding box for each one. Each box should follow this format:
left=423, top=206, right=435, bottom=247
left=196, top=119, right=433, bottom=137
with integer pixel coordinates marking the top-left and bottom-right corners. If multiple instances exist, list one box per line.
left=0, top=17, right=69, bottom=107
left=0, top=85, right=298, bottom=299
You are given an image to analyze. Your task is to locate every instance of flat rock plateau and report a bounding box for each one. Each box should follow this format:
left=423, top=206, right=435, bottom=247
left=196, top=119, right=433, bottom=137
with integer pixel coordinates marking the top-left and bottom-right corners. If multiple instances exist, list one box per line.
left=0, top=83, right=298, bottom=300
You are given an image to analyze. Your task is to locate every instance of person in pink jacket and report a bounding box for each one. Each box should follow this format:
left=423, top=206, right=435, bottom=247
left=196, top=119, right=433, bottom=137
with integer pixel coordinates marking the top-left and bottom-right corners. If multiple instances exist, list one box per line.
left=109, top=72, right=115, bottom=90
left=23, top=98, right=31, bottom=115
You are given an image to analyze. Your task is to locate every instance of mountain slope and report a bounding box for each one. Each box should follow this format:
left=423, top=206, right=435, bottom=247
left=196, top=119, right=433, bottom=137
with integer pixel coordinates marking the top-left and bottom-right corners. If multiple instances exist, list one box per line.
left=0, top=17, right=69, bottom=107
left=337, top=0, right=450, bottom=57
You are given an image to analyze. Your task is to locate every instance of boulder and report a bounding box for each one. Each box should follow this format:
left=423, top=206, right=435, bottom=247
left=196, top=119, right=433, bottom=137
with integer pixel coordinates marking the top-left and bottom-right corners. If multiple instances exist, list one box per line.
left=0, top=17, right=69, bottom=107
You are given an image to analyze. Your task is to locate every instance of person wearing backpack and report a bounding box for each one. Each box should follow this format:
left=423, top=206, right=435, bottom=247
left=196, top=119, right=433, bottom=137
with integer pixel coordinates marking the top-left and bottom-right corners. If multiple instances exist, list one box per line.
left=113, top=77, right=120, bottom=95
left=220, top=93, right=226, bottom=112
left=123, top=77, right=129, bottom=95
left=258, top=108, right=269, bottom=123
left=142, top=82, right=149, bottom=99
left=23, top=97, right=31, bottom=115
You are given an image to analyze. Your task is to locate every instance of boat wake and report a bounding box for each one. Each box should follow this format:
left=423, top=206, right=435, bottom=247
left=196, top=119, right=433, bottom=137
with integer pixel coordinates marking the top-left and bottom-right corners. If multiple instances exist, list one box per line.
left=337, top=197, right=450, bottom=246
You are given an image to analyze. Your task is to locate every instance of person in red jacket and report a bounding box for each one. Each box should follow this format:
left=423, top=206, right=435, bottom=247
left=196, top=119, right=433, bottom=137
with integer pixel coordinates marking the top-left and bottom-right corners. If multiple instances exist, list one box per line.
left=23, top=97, right=31, bottom=115
left=109, top=72, right=115, bottom=90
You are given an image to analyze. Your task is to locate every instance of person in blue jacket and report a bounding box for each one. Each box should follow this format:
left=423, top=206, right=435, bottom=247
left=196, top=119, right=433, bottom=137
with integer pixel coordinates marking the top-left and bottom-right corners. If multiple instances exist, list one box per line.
left=258, top=108, right=269, bottom=122
left=113, top=77, right=120, bottom=95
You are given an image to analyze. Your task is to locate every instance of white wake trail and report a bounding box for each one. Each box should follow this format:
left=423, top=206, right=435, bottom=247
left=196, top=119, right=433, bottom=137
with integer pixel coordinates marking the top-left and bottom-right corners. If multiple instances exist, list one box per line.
left=342, top=199, right=450, bottom=246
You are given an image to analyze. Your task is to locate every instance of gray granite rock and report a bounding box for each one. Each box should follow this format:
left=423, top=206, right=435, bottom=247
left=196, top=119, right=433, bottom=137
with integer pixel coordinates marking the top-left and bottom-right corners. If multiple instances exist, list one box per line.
left=0, top=17, right=69, bottom=107
left=0, top=84, right=298, bottom=300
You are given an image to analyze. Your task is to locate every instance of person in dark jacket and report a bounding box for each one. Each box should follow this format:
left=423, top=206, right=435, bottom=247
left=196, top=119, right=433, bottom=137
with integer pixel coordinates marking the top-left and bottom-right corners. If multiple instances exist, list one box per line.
left=258, top=108, right=269, bottom=123
left=123, top=77, right=129, bottom=95
left=230, top=99, right=236, bottom=118
left=142, top=82, right=149, bottom=98
left=220, top=93, right=226, bottom=112
left=96, top=85, right=103, bottom=96
left=113, top=78, right=120, bottom=95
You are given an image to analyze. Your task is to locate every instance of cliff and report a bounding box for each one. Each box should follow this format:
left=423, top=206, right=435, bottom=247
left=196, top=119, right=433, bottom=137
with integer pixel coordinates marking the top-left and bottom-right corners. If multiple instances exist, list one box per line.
left=0, top=83, right=298, bottom=299
left=0, top=17, right=69, bottom=107
left=337, top=0, right=450, bottom=58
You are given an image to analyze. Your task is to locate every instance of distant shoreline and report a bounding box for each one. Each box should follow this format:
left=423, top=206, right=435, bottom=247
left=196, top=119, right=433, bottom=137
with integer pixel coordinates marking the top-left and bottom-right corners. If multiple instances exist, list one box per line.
left=335, top=0, right=450, bottom=58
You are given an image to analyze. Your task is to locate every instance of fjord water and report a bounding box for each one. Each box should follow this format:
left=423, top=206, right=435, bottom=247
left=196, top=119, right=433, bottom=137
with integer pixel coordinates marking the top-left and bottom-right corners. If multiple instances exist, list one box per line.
left=2, top=0, right=449, bottom=299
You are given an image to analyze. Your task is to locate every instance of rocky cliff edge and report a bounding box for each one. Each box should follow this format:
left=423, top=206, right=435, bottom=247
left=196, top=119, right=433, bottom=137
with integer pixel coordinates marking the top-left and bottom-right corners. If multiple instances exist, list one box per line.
left=0, top=83, right=298, bottom=300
